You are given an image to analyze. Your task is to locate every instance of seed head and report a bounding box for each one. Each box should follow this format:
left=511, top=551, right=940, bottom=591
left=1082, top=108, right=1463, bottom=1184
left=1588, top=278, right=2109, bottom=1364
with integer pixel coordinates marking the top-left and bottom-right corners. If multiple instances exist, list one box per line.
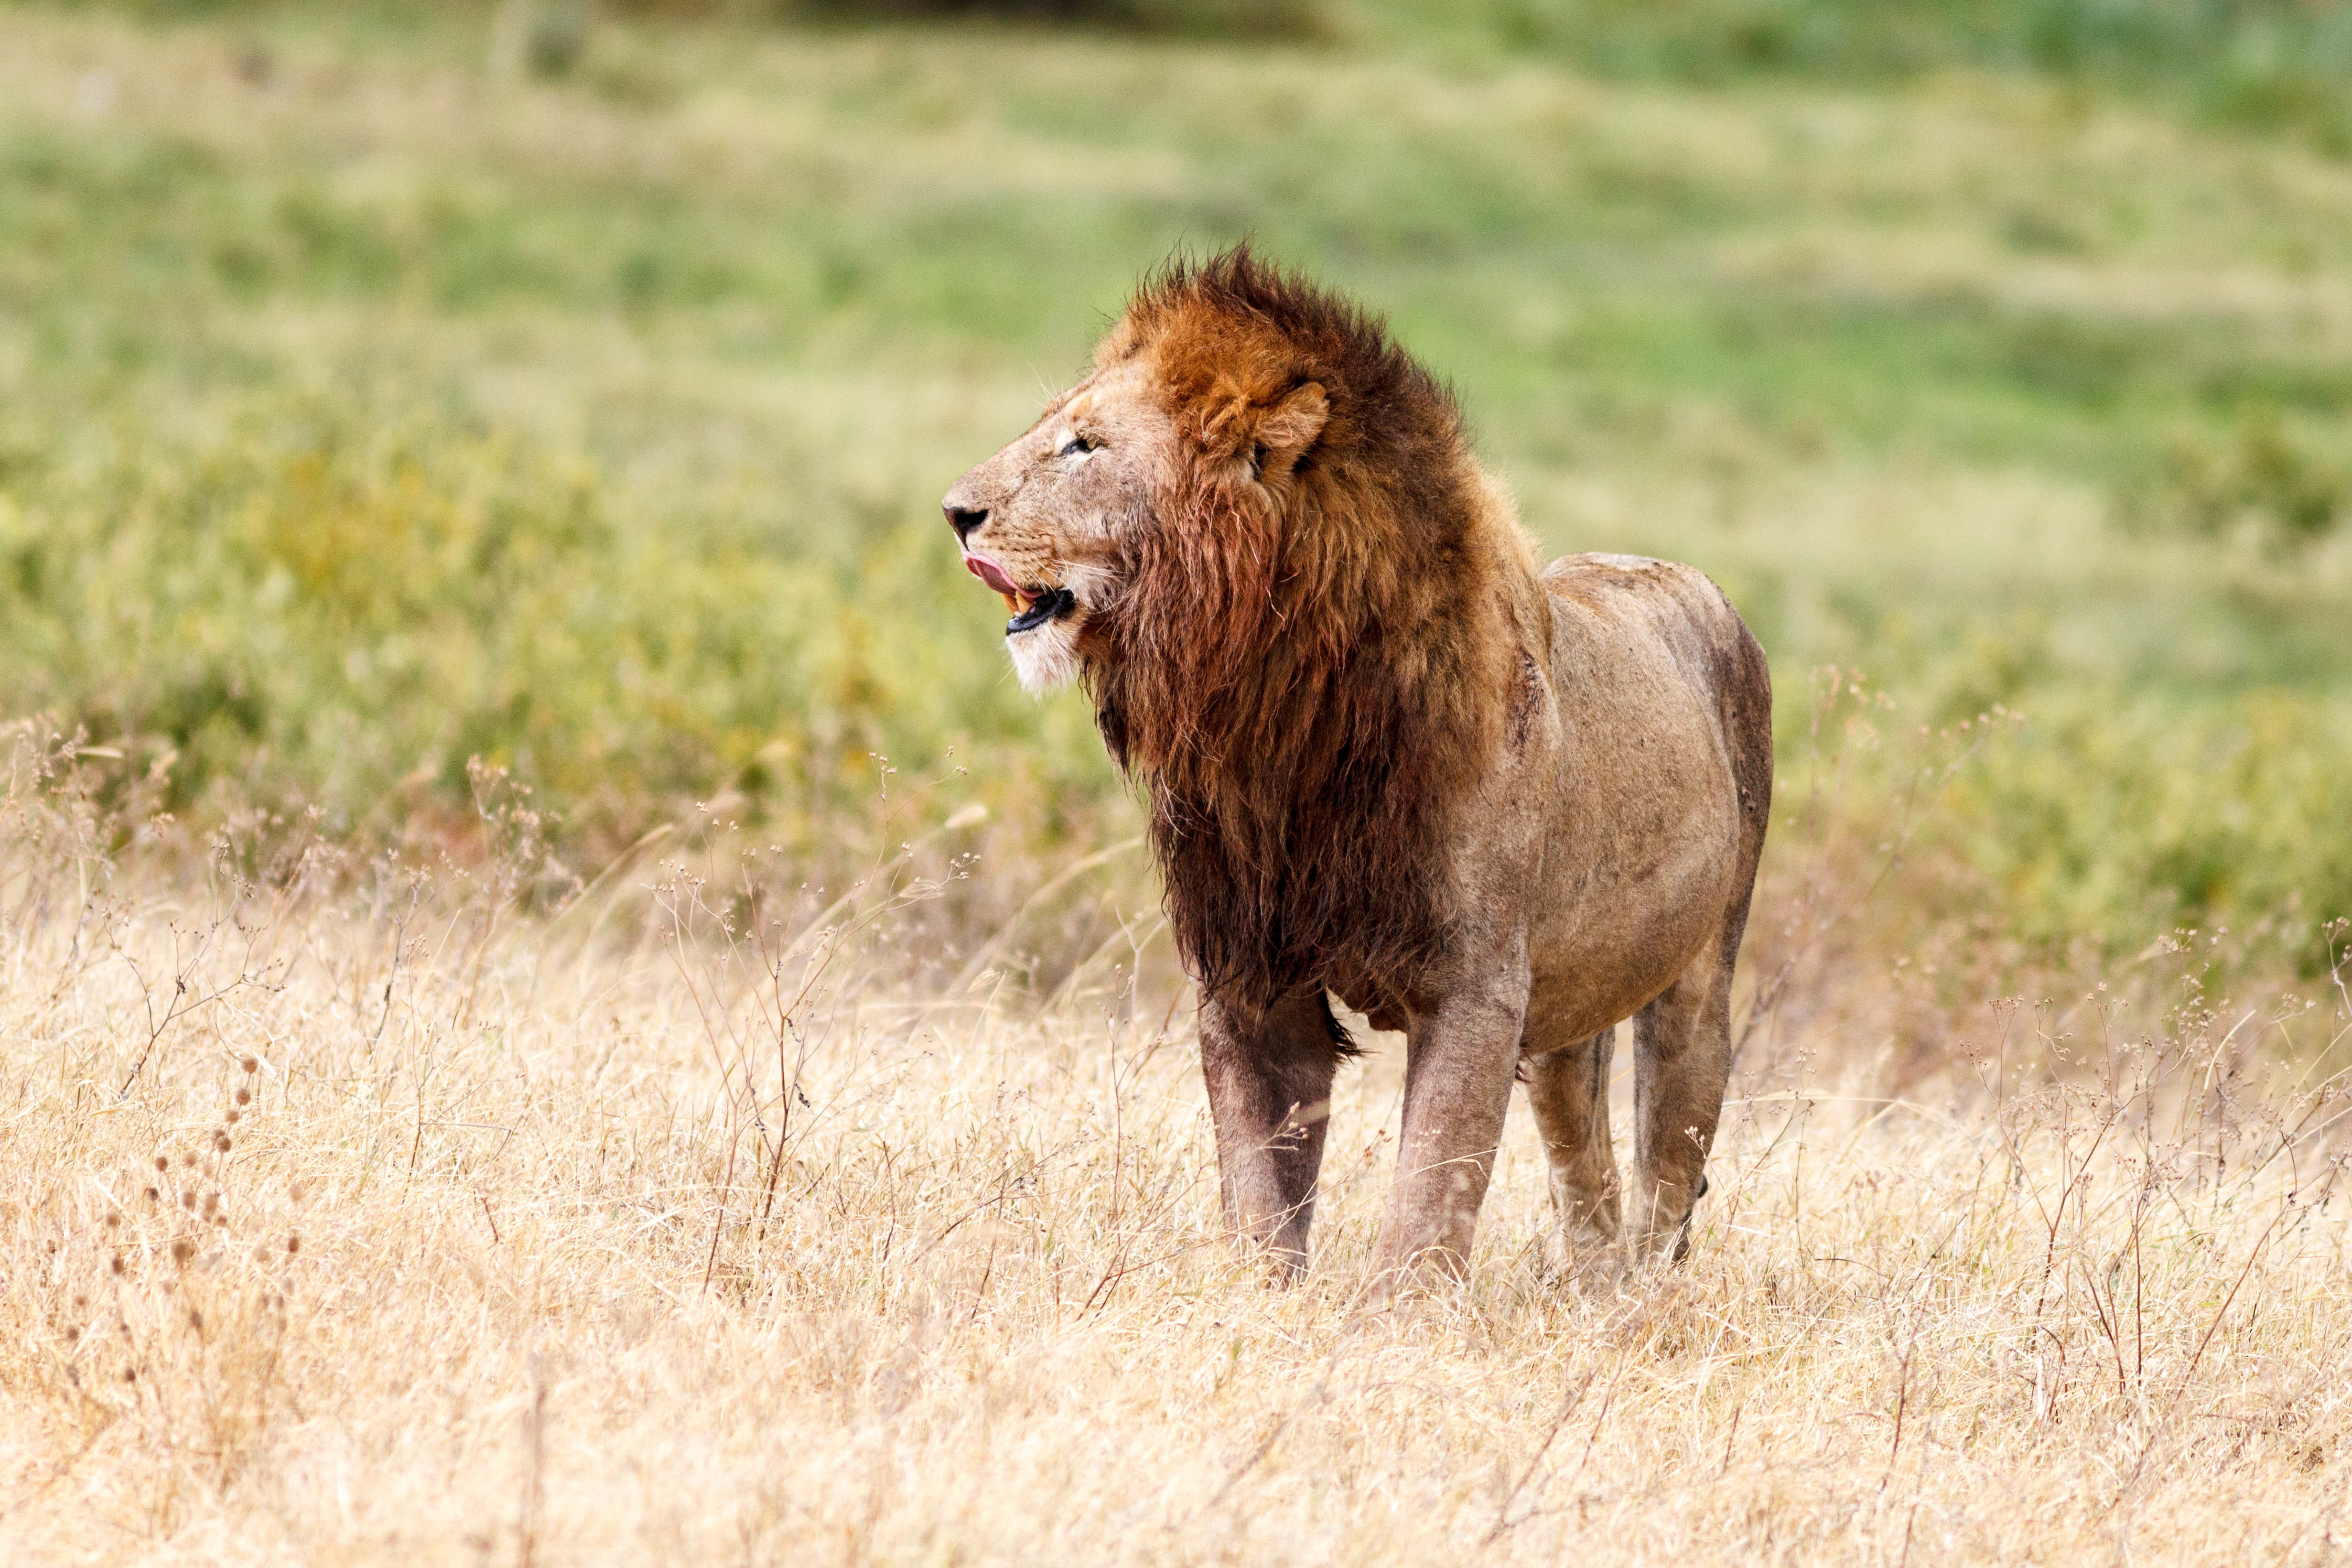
left=154, top=1155, right=169, bottom=1172
left=226, top=1109, right=240, bottom=1125
left=240, top=1056, right=258, bottom=1074
left=171, top=1239, right=194, bottom=1264
left=111, top=1254, right=125, bottom=1276
left=143, top=1187, right=158, bottom=1203
left=234, top=1087, right=251, bottom=1106
left=213, top=1132, right=231, bottom=1154
left=285, top=1233, right=301, bottom=1255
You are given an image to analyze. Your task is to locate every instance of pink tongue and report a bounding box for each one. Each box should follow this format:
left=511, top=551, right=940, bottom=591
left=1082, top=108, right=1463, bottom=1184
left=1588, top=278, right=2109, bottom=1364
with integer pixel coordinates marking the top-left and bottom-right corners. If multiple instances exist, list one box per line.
left=964, top=554, right=1022, bottom=597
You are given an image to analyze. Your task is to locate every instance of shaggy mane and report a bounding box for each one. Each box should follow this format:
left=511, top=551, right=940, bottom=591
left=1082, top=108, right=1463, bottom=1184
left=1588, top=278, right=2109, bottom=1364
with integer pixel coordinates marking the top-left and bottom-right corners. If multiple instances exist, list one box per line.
left=1086, top=246, right=1530, bottom=1026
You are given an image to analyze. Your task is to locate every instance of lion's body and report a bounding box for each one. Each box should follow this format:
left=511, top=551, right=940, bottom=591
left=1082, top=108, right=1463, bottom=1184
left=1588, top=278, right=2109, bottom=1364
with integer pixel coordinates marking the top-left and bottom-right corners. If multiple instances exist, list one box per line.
left=1521, top=555, right=1771, bottom=1040
left=943, top=249, right=1771, bottom=1289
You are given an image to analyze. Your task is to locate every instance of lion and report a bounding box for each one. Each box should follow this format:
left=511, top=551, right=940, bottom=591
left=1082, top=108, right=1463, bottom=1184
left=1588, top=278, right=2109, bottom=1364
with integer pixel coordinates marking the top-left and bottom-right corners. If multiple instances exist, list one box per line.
left=941, top=247, right=1772, bottom=1294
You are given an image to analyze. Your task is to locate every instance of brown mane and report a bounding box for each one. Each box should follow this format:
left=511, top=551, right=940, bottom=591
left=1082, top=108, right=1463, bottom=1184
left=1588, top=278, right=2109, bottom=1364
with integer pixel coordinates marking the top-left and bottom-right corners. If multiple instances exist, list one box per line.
left=1085, top=246, right=1530, bottom=1025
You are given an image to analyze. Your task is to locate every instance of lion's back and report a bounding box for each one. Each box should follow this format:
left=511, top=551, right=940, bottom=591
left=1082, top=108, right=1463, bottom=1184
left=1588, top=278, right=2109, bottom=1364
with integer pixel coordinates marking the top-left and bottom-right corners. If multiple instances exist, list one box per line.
left=1541, top=552, right=1764, bottom=716
left=1541, top=553, right=1739, bottom=648
left=1539, top=550, right=1772, bottom=861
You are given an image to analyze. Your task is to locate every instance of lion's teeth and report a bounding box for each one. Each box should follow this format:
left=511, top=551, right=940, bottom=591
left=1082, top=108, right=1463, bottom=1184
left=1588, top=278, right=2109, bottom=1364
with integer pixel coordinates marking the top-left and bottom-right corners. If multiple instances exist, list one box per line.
left=1001, top=592, right=1019, bottom=614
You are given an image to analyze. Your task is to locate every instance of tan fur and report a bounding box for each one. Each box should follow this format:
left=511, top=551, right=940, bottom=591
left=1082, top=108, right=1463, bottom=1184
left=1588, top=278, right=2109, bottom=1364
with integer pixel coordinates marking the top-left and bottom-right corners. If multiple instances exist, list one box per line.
left=944, top=249, right=1772, bottom=1294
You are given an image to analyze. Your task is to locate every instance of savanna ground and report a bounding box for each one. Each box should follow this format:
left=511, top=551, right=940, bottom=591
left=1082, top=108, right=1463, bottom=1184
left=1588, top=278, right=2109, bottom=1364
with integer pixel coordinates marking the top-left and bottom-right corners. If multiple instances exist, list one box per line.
left=5, top=1, right=2352, bottom=1561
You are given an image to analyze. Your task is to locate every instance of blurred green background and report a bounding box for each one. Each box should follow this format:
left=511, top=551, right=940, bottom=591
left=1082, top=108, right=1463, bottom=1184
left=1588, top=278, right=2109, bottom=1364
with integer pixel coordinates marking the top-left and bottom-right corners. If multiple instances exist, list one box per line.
left=2, top=0, right=2348, bottom=962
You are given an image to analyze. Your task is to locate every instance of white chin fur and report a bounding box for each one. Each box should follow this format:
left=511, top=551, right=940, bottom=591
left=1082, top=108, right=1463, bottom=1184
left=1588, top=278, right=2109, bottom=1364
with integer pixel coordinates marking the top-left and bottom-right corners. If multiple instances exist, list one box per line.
left=1007, top=616, right=1084, bottom=695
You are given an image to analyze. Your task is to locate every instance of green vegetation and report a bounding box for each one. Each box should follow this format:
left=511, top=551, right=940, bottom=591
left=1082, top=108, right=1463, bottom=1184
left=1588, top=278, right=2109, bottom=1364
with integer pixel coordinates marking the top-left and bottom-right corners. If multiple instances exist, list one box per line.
left=1, top=0, right=2347, bottom=961
left=1423, top=0, right=2352, bottom=150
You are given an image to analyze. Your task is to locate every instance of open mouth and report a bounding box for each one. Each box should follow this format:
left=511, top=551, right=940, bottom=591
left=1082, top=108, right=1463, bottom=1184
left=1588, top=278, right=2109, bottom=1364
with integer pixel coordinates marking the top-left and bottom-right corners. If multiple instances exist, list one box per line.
left=1005, top=586, right=1076, bottom=636
left=964, top=553, right=1076, bottom=636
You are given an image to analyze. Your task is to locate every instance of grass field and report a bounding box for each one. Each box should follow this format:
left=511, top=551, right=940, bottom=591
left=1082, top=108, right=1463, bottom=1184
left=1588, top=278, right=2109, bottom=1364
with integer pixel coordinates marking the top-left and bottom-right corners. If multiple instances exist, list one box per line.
left=2, top=0, right=2349, bottom=957
left=4, top=744, right=2352, bottom=1564
left=4, top=2, right=2352, bottom=1560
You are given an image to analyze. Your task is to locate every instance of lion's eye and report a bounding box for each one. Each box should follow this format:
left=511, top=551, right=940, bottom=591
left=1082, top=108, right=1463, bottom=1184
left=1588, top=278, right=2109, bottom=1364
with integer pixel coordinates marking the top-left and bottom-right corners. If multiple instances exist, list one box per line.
left=1059, top=434, right=1096, bottom=459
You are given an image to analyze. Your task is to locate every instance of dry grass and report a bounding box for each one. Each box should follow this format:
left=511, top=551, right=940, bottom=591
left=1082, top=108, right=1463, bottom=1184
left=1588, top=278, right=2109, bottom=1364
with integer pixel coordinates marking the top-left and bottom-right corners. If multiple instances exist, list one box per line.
left=1, top=737, right=2350, bottom=1566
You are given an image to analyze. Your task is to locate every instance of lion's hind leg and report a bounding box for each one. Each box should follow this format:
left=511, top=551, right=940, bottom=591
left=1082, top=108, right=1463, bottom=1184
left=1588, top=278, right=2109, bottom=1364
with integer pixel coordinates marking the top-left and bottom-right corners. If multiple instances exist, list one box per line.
left=1523, top=1025, right=1622, bottom=1281
left=1628, top=950, right=1735, bottom=1264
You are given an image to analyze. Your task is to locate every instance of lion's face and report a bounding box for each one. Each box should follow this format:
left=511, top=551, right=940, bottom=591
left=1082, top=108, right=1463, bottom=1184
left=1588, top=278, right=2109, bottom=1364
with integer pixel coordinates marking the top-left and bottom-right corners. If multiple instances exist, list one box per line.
left=941, top=358, right=1171, bottom=694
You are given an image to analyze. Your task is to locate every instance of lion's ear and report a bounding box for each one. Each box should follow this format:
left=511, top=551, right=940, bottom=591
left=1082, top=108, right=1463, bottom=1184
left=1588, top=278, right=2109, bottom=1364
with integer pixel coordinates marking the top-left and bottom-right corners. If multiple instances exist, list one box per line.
left=1251, top=381, right=1327, bottom=485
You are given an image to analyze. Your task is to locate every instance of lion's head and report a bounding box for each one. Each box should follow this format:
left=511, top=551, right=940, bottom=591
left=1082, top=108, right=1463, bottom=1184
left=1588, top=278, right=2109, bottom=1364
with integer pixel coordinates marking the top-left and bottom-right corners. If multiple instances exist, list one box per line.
left=943, top=247, right=1541, bottom=1018
left=938, top=354, right=1176, bottom=696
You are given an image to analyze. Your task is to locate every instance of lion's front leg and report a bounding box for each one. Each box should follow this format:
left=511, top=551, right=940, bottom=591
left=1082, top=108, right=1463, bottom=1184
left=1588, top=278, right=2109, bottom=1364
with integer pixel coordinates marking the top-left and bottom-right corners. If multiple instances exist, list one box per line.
left=1365, top=978, right=1527, bottom=1302
left=1200, top=989, right=1346, bottom=1281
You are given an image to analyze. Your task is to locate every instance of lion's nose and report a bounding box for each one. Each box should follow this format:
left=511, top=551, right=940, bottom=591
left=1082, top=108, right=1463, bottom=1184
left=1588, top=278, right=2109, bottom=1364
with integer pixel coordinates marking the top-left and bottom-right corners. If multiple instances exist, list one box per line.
left=945, top=505, right=988, bottom=542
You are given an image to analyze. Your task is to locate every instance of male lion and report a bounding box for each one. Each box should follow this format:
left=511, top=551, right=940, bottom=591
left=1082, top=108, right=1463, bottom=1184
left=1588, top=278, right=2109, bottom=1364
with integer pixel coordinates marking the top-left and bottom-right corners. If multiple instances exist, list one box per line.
left=942, top=248, right=1771, bottom=1293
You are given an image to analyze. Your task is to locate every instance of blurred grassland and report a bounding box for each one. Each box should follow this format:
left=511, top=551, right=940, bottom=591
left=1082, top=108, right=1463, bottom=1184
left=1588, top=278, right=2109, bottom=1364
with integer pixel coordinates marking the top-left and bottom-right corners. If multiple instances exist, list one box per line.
left=2, top=0, right=2349, bottom=967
